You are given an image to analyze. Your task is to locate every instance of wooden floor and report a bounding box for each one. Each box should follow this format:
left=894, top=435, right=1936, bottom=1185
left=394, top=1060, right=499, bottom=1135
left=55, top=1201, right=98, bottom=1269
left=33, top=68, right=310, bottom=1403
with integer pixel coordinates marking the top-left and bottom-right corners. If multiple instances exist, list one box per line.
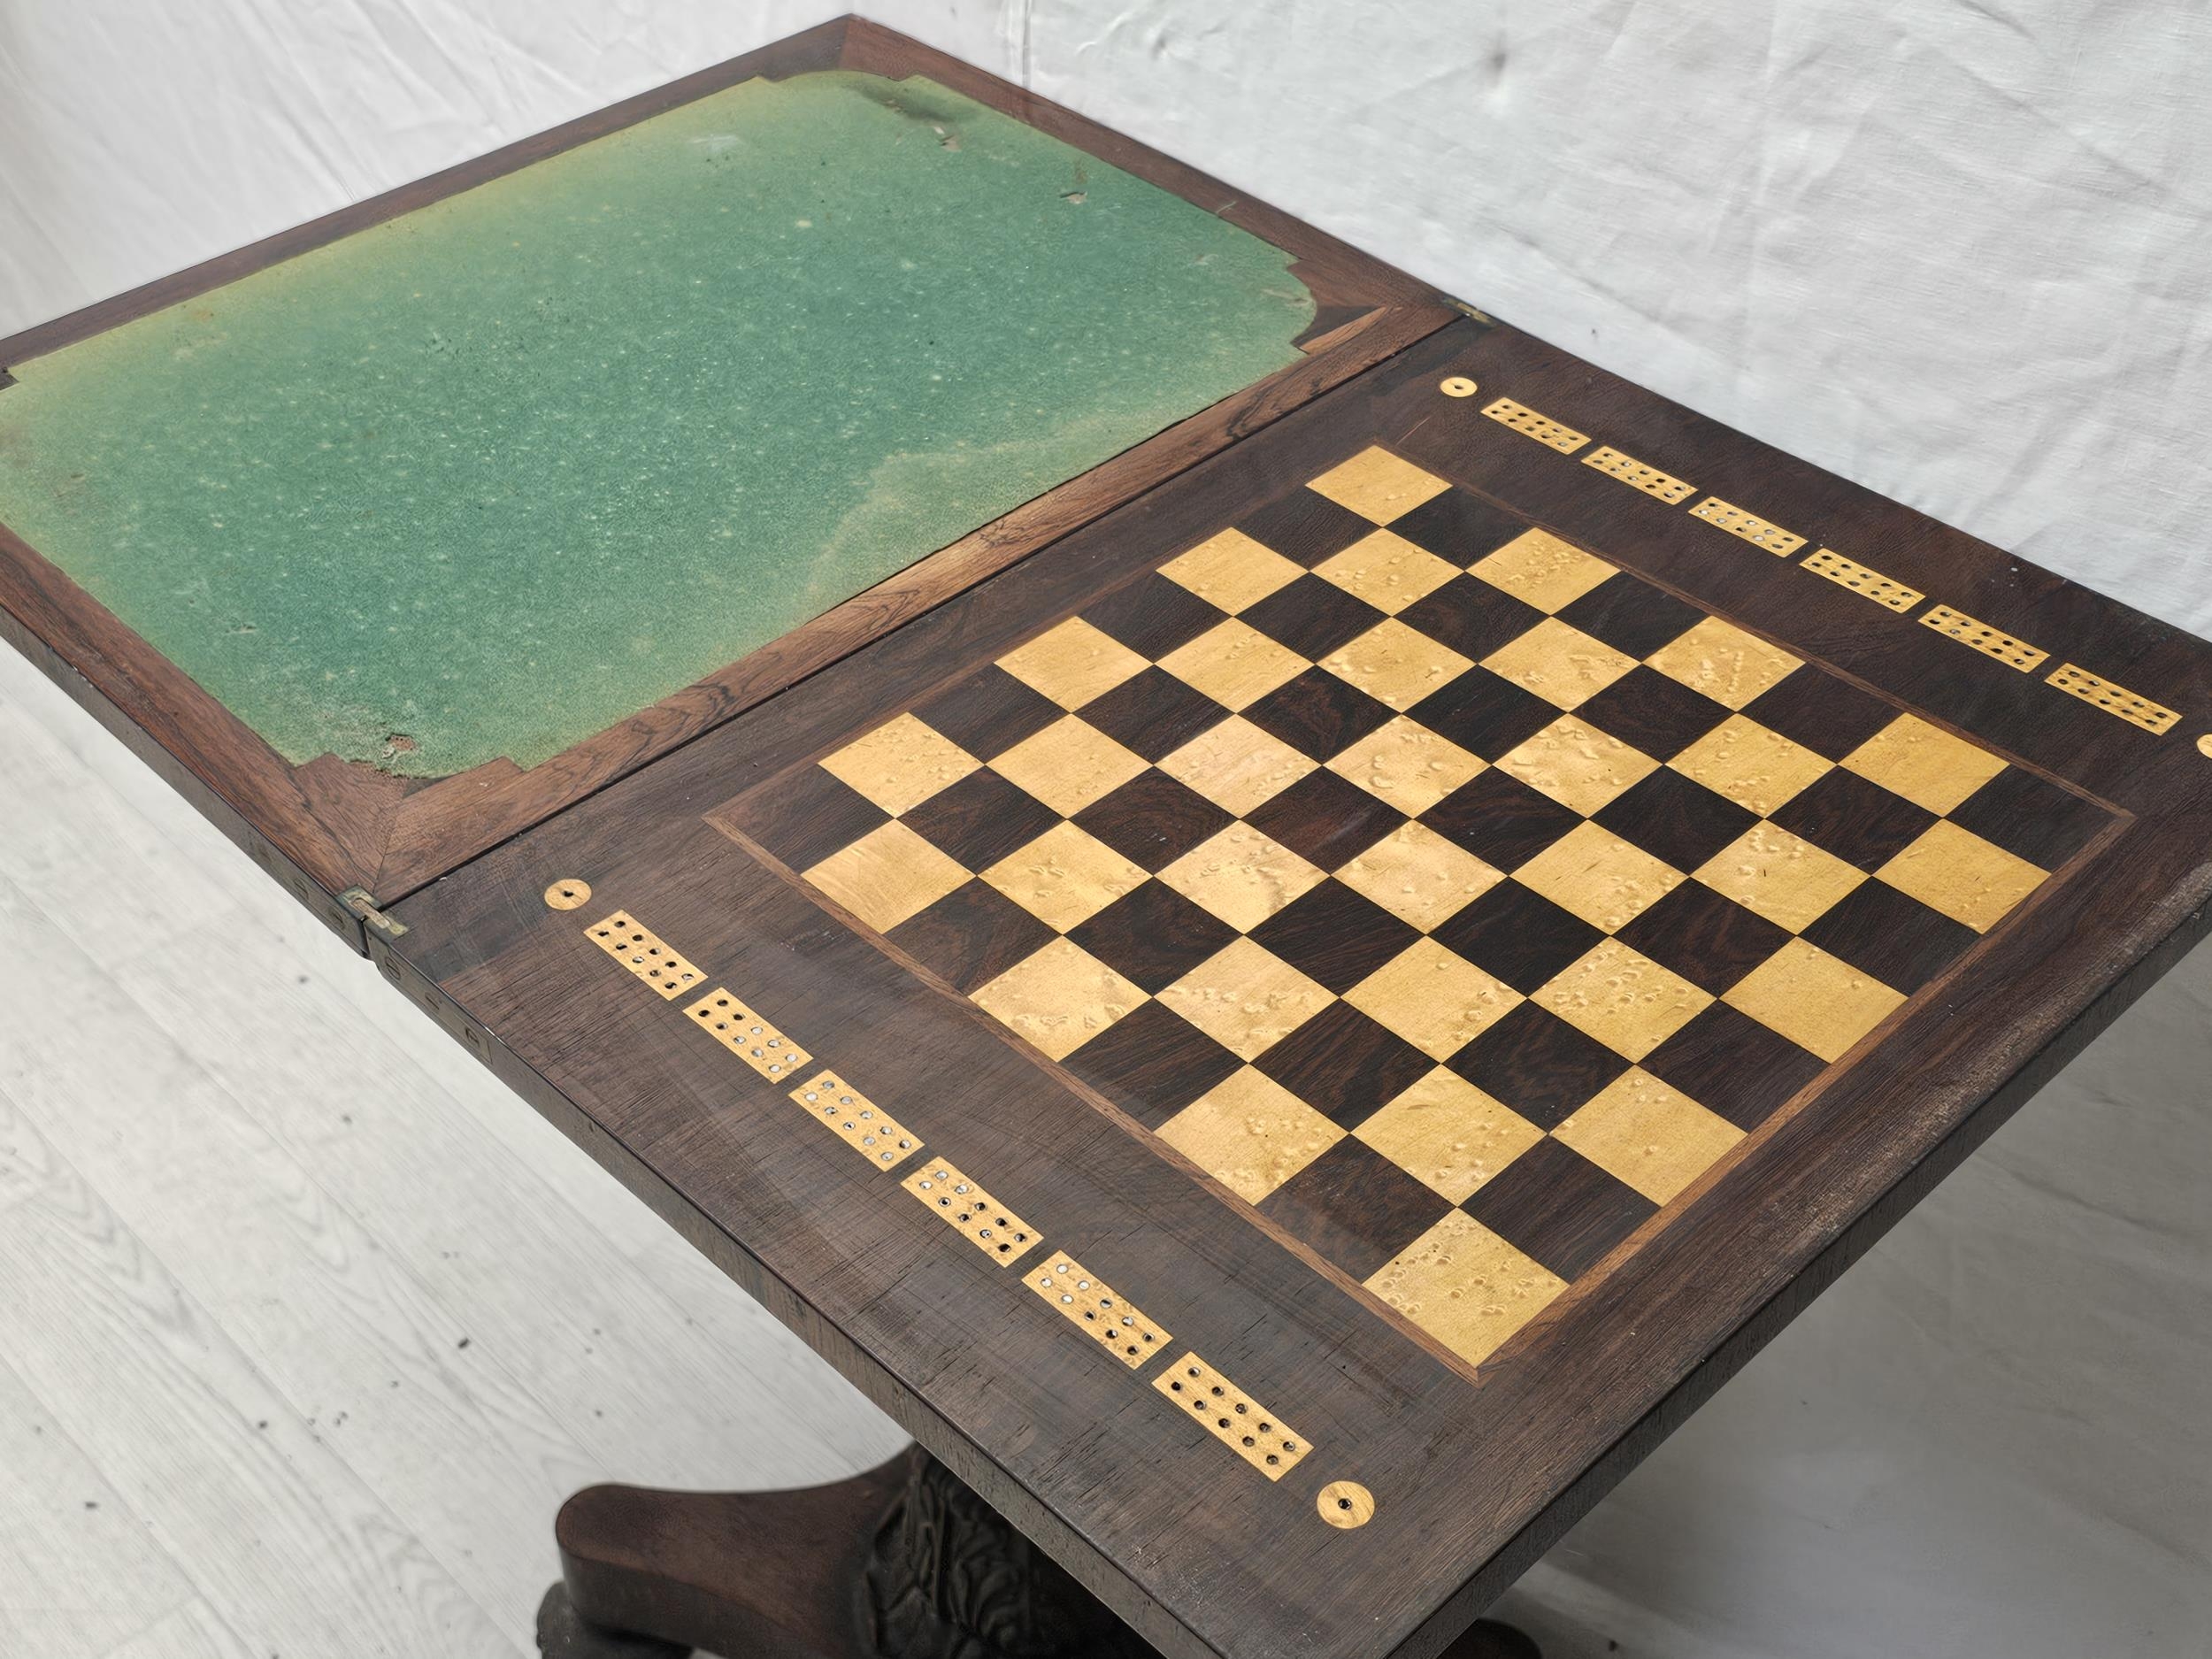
left=4, top=618, right=2208, bottom=1659
left=0, top=646, right=910, bottom=1659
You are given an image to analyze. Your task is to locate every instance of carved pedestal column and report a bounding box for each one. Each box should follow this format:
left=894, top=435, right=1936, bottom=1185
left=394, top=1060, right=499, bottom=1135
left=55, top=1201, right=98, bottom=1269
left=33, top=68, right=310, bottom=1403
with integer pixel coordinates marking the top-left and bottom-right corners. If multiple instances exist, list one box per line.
left=535, top=1448, right=1539, bottom=1659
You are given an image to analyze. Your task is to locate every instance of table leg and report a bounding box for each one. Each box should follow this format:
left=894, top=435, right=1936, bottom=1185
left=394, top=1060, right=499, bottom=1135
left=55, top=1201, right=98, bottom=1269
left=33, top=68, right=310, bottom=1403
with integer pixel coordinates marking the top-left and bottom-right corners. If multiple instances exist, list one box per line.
left=534, top=1447, right=1540, bottom=1658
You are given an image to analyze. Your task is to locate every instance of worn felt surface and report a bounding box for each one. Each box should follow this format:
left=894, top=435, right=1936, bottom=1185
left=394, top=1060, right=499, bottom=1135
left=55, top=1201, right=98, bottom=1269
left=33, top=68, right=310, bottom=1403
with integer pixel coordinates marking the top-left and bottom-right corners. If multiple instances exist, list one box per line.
left=0, top=70, right=1313, bottom=777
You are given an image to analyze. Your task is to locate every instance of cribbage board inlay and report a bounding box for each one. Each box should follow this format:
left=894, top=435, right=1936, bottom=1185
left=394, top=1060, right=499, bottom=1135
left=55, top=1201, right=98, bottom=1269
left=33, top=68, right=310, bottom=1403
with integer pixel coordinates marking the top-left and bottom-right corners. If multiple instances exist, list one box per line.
left=726, top=443, right=2114, bottom=1373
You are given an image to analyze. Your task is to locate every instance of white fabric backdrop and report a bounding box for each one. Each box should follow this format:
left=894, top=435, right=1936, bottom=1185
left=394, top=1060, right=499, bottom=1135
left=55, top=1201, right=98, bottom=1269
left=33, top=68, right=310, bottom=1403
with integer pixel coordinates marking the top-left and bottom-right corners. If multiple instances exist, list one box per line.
left=3, top=4, right=2208, bottom=1654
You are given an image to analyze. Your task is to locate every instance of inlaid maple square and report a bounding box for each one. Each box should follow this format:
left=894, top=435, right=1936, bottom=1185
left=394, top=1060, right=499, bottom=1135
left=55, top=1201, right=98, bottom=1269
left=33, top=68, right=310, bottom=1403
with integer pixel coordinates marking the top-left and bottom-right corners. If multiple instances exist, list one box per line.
left=1554, top=1067, right=1745, bottom=1203
left=1694, top=822, right=1864, bottom=933
left=1512, top=820, right=1685, bottom=934
left=1365, top=1210, right=1566, bottom=1369
left=972, top=936, right=1148, bottom=1061
left=1481, top=618, right=1639, bottom=711
left=1324, top=715, right=1485, bottom=815
left=1160, top=528, right=1305, bottom=614
left=1337, top=820, right=1504, bottom=931
left=996, top=618, right=1150, bottom=710
left=1345, top=938, right=1522, bottom=1060
left=1724, top=937, right=1906, bottom=1063
left=1306, top=446, right=1451, bottom=524
left=819, top=712, right=979, bottom=816
left=1645, top=617, right=1801, bottom=710
left=1355, top=1068, right=1545, bottom=1203
left=1876, top=820, right=2047, bottom=931
left=1159, top=1066, right=1345, bottom=1203
left=1842, top=713, right=2010, bottom=816
left=980, top=821, right=1149, bottom=932
left=1157, top=823, right=1326, bottom=932
left=1311, top=530, right=1462, bottom=614
left=990, top=716, right=1150, bottom=817
left=1156, top=715, right=1318, bottom=815
left=1533, top=939, right=1713, bottom=1062
left=1494, top=714, right=1659, bottom=816
left=1322, top=618, right=1477, bottom=711
left=1157, top=618, right=1310, bottom=711
left=803, top=820, right=972, bottom=933
left=1157, top=937, right=1336, bottom=1061
left=1468, top=529, right=1615, bottom=613
left=1668, top=715, right=1831, bottom=817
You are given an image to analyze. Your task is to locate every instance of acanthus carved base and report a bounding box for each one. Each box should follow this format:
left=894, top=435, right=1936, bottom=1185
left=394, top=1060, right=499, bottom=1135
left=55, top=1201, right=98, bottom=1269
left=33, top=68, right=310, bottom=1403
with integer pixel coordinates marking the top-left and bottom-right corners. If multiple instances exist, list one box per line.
left=537, top=1447, right=1540, bottom=1659
left=863, top=1452, right=1149, bottom=1659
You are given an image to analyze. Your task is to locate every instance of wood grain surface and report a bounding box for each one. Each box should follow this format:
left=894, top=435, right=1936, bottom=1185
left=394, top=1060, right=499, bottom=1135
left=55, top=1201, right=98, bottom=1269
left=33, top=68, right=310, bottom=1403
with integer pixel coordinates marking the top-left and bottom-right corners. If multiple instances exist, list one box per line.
left=382, top=318, right=2212, bottom=1659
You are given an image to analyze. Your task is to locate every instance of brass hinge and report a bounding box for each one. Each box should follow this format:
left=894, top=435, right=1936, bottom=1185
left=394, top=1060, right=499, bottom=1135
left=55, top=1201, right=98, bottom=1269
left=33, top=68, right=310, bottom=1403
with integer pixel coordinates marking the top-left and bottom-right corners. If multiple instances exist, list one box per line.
left=339, top=887, right=409, bottom=940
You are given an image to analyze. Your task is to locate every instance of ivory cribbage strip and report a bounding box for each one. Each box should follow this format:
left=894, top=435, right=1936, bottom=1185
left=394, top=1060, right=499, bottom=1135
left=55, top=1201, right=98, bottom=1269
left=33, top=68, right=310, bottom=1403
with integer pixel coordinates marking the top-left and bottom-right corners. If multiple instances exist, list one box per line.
left=2047, top=663, right=2181, bottom=735
left=1480, top=396, right=1588, bottom=453
left=901, top=1160, right=1041, bottom=1265
left=1154, top=1353, right=1309, bottom=1480
left=1582, top=444, right=1695, bottom=504
left=1920, top=604, right=2049, bottom=672
left=1025, top=1254, right=1170, bottom=1370
left=787, top=1070, right=922, bottom=1170
left=1687, top=496, right=1806, bottom=557
left=1802, top=549, right=1924, bottom=613
left=585, top=911, right=704, bottom=1000
left=686, top=988, right=811, bottom=1080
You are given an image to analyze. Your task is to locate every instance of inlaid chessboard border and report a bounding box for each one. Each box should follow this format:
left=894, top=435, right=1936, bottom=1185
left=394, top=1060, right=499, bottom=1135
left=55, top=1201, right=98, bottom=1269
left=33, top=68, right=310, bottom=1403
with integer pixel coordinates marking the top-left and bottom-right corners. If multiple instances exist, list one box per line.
left=1471, top=384, right=2185, bottom=739
left=713, top=437, right=2123, bottom=1383
left=384, top=316, right=2212, bottom=1659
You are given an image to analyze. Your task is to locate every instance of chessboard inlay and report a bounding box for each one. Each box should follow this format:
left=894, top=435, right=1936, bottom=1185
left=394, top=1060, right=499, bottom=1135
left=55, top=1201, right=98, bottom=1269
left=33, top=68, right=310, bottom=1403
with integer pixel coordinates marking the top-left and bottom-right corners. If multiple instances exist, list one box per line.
left=736, top=447, right=2108, bottom=1372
